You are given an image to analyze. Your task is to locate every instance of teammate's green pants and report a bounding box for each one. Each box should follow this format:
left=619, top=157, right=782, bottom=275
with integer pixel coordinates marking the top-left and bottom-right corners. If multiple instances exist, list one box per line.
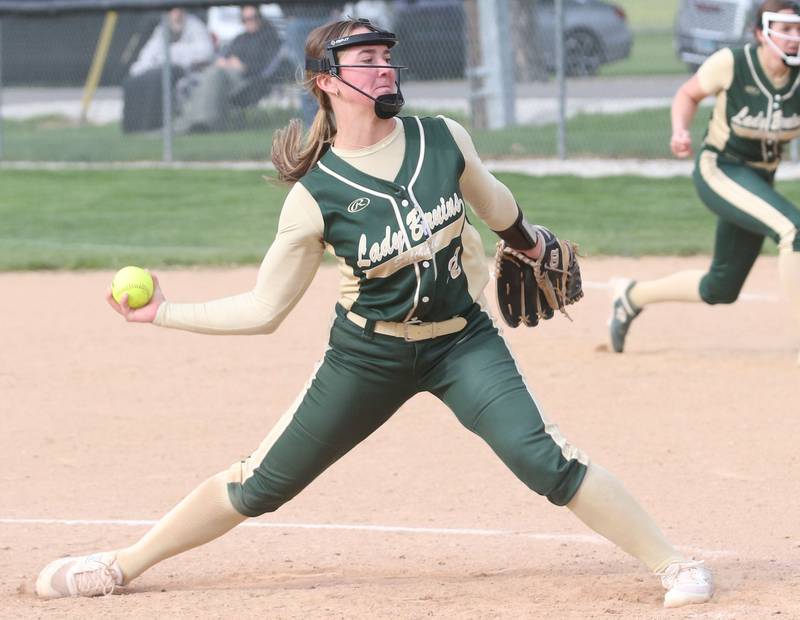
left=694, top=149, right=800, bottom=304
left=227, top=303, right=587, bottom=517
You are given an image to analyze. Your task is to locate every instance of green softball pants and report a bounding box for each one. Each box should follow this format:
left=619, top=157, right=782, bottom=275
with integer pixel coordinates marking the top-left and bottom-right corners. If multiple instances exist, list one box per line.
left=694, top=149, right=800, bottom=304
left=227, top=302, right=588, bottom=517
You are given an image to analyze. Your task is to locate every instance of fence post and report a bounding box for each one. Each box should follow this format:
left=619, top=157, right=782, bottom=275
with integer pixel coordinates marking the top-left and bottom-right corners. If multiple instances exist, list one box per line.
left=161, top=12, right=173, bottom=163
left=555, top=0, right=566, bottom=160
left=81, top=11, right=117, bottom=125
left=476, top=0, right=516, bottom=129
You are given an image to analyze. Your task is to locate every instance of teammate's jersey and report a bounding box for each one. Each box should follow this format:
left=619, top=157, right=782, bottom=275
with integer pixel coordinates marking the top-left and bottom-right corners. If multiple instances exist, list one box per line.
left=154, top=116, right=519, bottom=334
left=699, top=44, right=800, bottom=168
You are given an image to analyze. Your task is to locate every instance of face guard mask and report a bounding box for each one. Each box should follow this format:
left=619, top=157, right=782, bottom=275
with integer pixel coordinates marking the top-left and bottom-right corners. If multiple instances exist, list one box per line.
left=306, top=19, right=408, bottom=119
left=762, top=10, right=800, bottom=66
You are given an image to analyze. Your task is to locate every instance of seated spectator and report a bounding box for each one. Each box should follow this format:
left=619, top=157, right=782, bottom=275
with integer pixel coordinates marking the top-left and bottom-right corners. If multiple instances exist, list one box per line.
left=122, top=8, right=214, bottom=133
left=173, top=5, right=280, bottom=133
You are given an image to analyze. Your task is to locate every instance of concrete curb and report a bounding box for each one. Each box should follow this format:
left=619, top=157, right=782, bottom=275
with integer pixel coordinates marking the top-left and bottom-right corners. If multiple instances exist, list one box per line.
left=6, top=158, right=800, bottom=179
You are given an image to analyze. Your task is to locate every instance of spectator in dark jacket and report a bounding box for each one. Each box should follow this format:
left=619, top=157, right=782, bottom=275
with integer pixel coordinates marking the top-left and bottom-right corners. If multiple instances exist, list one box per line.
left=174, top=5, right=280, bottom=133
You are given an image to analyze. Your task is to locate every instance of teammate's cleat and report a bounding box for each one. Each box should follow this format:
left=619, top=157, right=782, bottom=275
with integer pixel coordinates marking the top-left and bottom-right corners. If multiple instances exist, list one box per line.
left=608, top=278, right=641, bottom=353
left=659, top=560, right=714, bottom=608
left=36, top=551, right=123, bottom=599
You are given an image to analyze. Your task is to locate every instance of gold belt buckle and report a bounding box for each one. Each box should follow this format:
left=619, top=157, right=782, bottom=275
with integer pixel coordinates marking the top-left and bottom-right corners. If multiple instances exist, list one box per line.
left=403, top=321, right=433, bottom=342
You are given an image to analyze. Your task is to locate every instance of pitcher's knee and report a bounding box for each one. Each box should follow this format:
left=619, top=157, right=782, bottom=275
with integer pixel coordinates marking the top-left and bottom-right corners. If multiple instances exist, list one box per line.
left=224, top=460, right=298, bottom=518
left=699, top=274, right=742, bottom=305
left=779, top=226, right=800, bottom=252
left=504, top=440, right=588, bottom=506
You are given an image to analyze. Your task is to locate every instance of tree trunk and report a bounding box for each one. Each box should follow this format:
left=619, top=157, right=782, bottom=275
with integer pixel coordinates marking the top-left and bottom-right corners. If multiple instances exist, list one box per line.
left=511, top=0, right=547, bottom=82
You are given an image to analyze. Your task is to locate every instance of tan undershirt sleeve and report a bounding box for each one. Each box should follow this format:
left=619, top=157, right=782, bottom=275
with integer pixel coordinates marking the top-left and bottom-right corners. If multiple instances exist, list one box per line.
left=153, top=183, right=325, bottom=334
left=696, top=48, right=734, bottom=95
left=440, top=116, right=520, bottom=231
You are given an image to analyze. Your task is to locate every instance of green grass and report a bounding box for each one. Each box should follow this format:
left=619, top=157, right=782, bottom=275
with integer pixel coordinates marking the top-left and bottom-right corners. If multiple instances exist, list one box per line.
left=2, top=108, right=296, bottom=162
left=473, top=106, right=710, bottom=159
left=613, top=0, right=680, bottom=30
left=494, top=174, right=721, bottom=256
left=0, top=170, right=282, bottom=269
left=599, top=30, right=686, bottom=77
left=2, top=169, right=790, bottom=271
left=3, top=106, right=710, bottom=162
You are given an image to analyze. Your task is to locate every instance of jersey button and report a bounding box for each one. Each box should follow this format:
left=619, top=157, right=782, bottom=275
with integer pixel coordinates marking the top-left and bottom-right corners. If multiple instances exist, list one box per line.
left=401, top=199, right=409, bottom=207
left=422, top=261, right=430, bottom=268
left=422, top=296, right=430, bottom=303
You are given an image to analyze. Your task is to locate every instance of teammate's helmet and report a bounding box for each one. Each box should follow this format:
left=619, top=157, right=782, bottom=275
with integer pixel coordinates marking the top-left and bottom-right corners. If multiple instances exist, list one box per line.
left=762, top=6, right=800, bottom=66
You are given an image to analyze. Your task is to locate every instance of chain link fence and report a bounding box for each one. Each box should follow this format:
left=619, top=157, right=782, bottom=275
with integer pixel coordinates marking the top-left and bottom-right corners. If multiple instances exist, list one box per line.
left=0, top=0, right=692, bottom=163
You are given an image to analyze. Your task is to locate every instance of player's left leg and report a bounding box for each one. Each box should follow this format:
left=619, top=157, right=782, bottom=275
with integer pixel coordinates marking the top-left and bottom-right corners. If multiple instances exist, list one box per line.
left=694, top=153, right=800, bottom=358
left=420, top=306, right=712, bottom=607
left=420, top=305, right=586, bottom=504
left=613, top=152, right=800, bottom=356
left=566, top=464, right=712, bottom=608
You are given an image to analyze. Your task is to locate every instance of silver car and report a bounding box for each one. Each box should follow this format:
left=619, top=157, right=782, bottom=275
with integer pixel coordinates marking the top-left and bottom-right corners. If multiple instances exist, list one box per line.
left=674, top=0, right=760, bottom=71
left=534, top=0, right=634, bottom=76
left=394, top=0, right=632, bottom=80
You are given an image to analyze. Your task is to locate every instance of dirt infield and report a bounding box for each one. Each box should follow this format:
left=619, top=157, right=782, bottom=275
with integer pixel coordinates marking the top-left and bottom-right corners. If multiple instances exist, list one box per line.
left=1, top=256, right=798, bottom=619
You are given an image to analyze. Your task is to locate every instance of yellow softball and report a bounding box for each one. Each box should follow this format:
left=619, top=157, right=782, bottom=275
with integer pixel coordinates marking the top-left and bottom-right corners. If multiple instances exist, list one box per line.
left=111, top=266, right=154, bottom=309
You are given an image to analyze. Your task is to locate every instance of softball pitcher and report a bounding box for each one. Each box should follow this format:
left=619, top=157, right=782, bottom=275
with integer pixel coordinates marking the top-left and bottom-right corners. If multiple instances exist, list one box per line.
left=610, top=0, right=800, bottom=361
left=36, top=18, right=712, bottom=608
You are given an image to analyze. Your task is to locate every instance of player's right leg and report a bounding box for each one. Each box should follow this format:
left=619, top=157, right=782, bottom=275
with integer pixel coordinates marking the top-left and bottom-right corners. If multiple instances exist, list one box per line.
left=609, top=217, right=764, bottom=353
left=36, top=310, right=416, bottom=598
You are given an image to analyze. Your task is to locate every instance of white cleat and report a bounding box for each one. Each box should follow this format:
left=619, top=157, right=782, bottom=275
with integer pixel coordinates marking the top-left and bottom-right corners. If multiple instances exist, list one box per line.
left=36, top=551, right=123, bottom=599
left=659, top=560, right=714, bottom=608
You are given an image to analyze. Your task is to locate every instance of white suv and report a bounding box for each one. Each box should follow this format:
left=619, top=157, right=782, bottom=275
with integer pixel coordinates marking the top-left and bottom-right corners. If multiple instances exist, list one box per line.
left=674, top=0, right=760, bottom=71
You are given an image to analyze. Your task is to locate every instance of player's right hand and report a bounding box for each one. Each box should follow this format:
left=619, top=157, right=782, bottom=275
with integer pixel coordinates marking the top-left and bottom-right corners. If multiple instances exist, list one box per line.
left=106, top=273, right=165, bottom=323
left=670, top=129, right=693, bottom=158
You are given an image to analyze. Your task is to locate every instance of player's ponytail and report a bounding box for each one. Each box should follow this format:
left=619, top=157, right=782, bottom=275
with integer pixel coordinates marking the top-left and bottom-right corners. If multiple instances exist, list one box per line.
left=272, top=19, right=362, bottom=184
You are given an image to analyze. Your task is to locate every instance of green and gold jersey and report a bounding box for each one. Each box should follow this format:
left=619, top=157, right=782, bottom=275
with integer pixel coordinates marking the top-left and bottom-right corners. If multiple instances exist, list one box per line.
left=301, top=116, right=476, bottom=322
left=154, top=116, right=519, bottom=334
left=699, top=44, right=800, bottom=168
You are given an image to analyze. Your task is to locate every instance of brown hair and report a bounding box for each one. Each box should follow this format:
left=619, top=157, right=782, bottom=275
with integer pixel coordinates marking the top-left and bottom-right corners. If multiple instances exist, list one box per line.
left=271, top=19, right=366, bottom=184
left=753, top=0, right=800, bottom=37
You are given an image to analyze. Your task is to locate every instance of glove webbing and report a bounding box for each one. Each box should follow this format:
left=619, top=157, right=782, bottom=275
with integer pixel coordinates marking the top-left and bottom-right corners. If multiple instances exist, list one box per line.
left=499, top=242, right=578, bottom=321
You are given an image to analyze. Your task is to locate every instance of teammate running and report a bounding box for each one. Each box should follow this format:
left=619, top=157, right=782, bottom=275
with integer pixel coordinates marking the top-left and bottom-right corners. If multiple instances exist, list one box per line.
left=610, top=0, right=800, bottom=361
left=35, top=18, right=713, bottom=608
